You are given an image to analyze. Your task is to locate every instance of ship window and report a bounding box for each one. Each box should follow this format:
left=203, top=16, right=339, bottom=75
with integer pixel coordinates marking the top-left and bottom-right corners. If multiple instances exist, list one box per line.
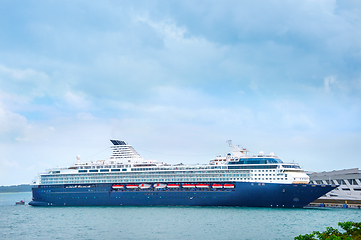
left=100, top=169, right=109, bottom=172
left=89, top=170, right=98, bottom=172
left=111, top=169, right=120, bottom=172
left=337, top=179, right=346, bottom=185
left=342, top=188, right=350, bottom=191
left=347, top=179, right=358, bottom=185
left=354, top=188, right=361, bottom=191
left=78, top=170, right=87, bottom=173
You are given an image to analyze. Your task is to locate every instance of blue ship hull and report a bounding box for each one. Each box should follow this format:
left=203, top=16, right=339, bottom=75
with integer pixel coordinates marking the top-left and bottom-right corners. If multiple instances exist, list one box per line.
left=29, top=182, right=336, bottom=208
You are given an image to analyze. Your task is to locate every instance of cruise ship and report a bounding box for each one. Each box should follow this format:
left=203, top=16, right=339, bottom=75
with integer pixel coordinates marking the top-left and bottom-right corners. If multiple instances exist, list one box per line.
left=29, top=140, right=336, bottom=207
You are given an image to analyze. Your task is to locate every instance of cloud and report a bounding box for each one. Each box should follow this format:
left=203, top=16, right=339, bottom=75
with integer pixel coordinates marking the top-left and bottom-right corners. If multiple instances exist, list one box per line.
left=0, top=0, right=360, bottom=185
left=0, top=107, right=29, bottom=141
left=0, top=64, right=50, bottom=98
left=0, top=97, right=56, bottom=142
left=64, top=92, right=91, bottom=110
left=77, top=112, right=96, bottom=121
left=324, top=76, right=336, bottom=92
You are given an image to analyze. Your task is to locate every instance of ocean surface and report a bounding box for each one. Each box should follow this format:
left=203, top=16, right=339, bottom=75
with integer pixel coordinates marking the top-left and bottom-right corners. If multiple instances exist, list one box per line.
left=1, top=192, right=360, bottom=240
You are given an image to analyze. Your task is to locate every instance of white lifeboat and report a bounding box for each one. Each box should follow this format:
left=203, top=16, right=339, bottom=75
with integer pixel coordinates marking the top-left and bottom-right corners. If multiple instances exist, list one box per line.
left=154, top=183, right=167, bottom=188
left=196, top=184, right=209, bottom=188
left=139, top=184, right=151, bottom=189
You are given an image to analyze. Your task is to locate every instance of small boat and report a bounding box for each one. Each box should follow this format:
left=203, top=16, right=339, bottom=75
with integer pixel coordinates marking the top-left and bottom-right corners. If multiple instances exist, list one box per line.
left=167, top=184, right=180, bottom=188
left=196, top=184, right=209, bottom=188
left=154, top=183, right=167, bottom=188
left=126, top=184, right=139, bottom=189
left=112, top=184, right=124, bottom=189
left=224, top=184, right=235, bottom=189
left=182, top=184, right=195, bottom=188
left=212, top=184, right=223, bottom=188
left=15, top=200, right=25, bottom=205
left=139, top=184, right=151, bottom=189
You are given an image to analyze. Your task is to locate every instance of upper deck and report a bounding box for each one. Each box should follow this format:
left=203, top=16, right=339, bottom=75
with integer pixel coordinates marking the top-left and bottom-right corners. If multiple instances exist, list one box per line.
left=34, top=140, right=309, bottom=185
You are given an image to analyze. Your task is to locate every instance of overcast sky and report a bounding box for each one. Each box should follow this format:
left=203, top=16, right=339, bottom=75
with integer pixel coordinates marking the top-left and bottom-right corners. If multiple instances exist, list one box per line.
left=0, top=0, right=360, bottom=185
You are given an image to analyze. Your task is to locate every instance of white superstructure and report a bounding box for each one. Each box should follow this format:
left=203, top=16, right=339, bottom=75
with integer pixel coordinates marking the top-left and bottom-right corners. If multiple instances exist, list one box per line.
left=34, top=140, right=310, bottom=186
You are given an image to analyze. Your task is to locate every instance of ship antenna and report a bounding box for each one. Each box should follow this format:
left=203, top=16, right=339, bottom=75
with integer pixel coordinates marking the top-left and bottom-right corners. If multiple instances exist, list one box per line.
left=226, top=140, right=247, bottom=155
left=227, top=140, right=240, bottom=150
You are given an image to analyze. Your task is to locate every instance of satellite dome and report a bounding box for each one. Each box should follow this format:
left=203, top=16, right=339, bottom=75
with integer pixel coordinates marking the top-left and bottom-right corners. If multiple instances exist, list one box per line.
left=76, top=155, right=81, bottom=161
left=269, top=152, right=275, bottom=157
left=258, top=151, right=265, bottom=156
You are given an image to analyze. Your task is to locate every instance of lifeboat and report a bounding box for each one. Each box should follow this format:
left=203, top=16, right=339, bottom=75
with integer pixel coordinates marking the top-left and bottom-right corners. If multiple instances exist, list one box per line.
left=182, top=184, right=195, bottom=188
left=196, top=184, right=209, bottom=188
left=154, top=183, right=167, bottom=188
left=212, top=184, right=223, bottom=189
left=167, top=184, right=180, bottom=188
left=224, top=184, right=235, bottom=189
left=139, top=184, right=151, bottom=189
left=112, top=184, right=124, bottom=189
left=126, top=184, right=139, bottom=189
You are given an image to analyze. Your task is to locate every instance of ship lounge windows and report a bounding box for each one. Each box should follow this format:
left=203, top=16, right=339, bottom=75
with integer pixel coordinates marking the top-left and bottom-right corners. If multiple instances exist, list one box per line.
left=282, top=165, right=300, bottom=169
left=336, top=179, right=346, bottom=185
left=228, top=158, right=282, bottom=165
left=347, top=179, right=358, bottom=185
left=228, top=165, right=277, bottom=170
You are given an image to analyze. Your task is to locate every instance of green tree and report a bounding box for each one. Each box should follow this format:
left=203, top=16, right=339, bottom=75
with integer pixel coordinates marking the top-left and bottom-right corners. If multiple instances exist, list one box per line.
left=295, top=222, right=361, bottom=240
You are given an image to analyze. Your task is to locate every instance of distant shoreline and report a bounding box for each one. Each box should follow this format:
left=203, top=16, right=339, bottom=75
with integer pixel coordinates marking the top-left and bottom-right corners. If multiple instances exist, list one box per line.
left=0, top=184, right=32, bottom=193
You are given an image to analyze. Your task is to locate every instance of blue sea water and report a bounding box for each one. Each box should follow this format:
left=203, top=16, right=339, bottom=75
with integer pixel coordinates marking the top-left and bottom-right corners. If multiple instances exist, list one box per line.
left=0, top=192, right=360, bottom=240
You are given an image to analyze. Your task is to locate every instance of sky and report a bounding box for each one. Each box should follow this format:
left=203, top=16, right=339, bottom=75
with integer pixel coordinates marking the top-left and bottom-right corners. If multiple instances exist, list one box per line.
left=0, top=0, right=360, bottom=185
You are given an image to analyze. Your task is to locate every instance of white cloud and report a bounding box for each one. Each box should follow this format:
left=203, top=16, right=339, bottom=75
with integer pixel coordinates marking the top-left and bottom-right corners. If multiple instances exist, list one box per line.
left=0, top=107, right=29, bottom=139
left=139, top=17, right=187, bottom=40
left=64, top=92, right=91, bottom=110
left=0, top=64, right=45, bottom=80
left=0, top=0, right=360, bottom=185
left=0, top=101, right=57, bottom=142
left=0, top=64, right=50, bottom=97
left=324, top=76, right=336, bottom=92
left=77, top=112, right=97, bottom=121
